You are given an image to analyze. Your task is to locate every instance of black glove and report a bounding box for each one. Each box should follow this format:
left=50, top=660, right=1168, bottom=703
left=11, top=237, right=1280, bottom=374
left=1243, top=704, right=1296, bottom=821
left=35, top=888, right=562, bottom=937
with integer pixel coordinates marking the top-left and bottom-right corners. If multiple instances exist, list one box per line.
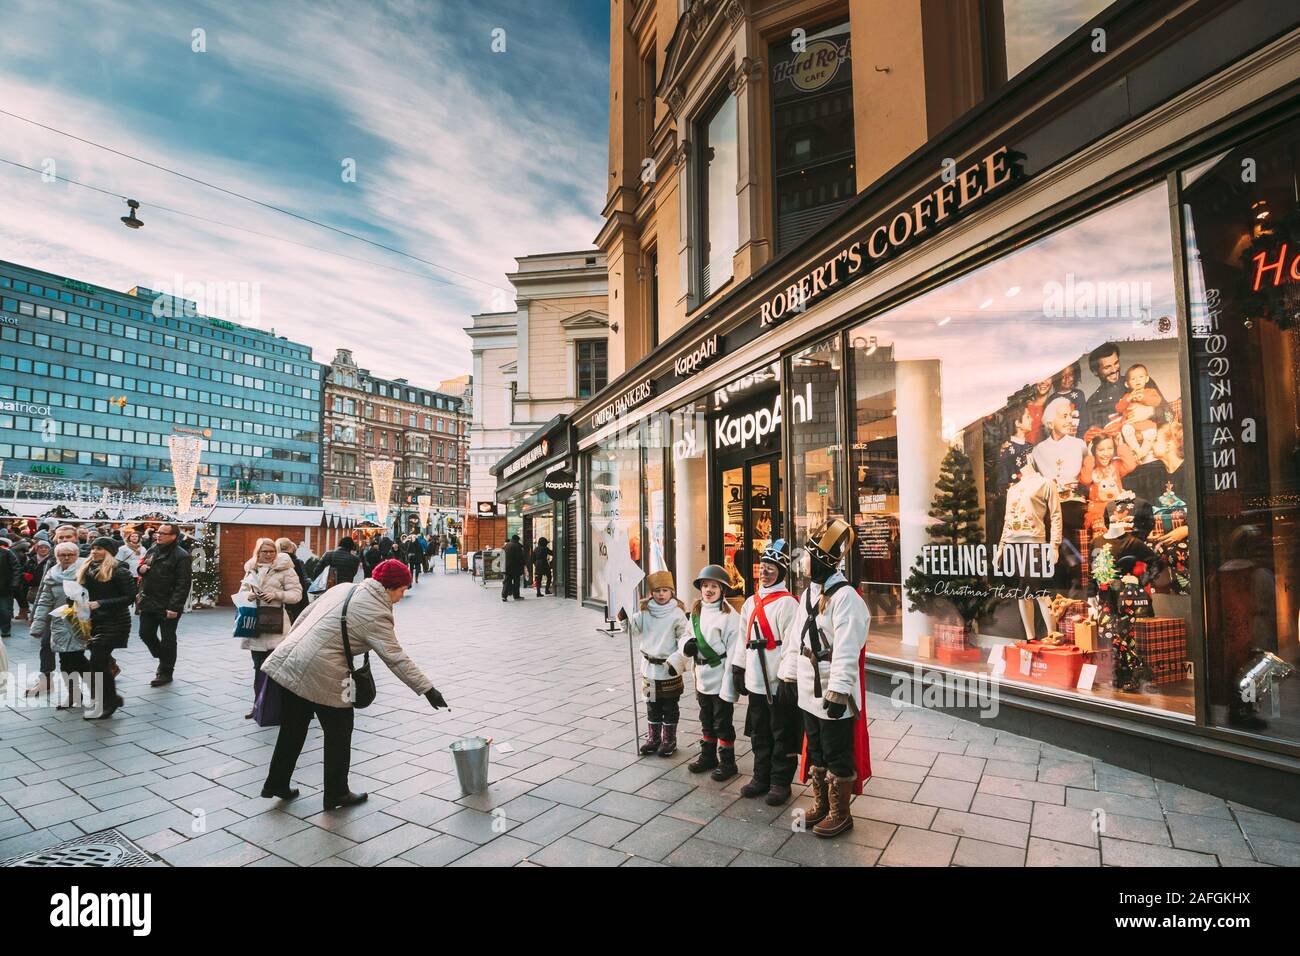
left=822, top=698, right=846, bottom=719
left=777, top=681, right=798, bottom=709
left=425, top=687, right=449, bottom=710
left=683, top=638, right=697, bottom=658
left=730, top=666, right=747, bottom=698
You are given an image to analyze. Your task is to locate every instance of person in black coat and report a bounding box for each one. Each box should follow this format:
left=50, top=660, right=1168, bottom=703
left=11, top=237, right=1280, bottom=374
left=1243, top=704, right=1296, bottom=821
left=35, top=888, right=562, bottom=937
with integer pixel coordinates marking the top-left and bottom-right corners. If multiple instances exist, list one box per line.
left=362, top=541, right=382, bottom=579
left=0, top=538, right=22, bottom=638
left=278, top=538, right=312, bottom=623
left=403, top=535, right=423, bottom=584
left=79, top=538, right=138, bottom=719
left=531, top=537, right=553, bottom=597
left=136, top=523, right=192, bottom=687
left=502, top=535, right=526, bottom=602
left=316, top=537, right=362, bottom=589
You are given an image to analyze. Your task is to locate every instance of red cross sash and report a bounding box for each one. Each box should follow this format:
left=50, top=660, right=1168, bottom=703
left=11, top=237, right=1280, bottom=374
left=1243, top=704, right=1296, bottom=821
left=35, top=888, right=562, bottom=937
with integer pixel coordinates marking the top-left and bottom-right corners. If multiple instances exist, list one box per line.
left=746, top=590, right=795, bottom=650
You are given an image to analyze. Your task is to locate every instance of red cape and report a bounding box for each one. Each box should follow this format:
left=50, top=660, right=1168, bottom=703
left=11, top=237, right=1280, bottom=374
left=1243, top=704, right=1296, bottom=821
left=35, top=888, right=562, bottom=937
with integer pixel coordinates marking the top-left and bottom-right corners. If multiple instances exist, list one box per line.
left=798, top=648, right=872, bottom=794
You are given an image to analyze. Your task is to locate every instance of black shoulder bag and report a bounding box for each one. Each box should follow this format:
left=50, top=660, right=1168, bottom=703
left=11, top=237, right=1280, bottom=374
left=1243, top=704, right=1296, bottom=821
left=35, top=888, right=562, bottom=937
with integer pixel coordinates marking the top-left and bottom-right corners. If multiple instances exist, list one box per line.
left=339, top=587, right=376, bottom=708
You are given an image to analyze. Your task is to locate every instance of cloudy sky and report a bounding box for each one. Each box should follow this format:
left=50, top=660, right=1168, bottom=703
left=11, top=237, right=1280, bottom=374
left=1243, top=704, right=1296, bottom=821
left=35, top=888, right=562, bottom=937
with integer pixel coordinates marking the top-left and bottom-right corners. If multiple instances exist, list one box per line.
left=0, top=0, right=609, bottom=385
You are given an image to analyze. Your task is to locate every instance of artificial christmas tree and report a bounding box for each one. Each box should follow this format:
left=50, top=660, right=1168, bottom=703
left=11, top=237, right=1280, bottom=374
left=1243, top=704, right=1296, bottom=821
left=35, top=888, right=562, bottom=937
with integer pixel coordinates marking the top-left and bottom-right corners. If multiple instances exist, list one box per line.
left=903, top=445, right=993, bottom=661
left=190, top=523, right=220, bottom=609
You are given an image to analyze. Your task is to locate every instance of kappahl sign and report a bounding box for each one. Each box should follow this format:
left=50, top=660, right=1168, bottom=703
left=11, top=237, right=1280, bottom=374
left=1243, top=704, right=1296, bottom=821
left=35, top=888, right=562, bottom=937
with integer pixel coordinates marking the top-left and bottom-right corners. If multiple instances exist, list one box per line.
left=758, top=146, right=1019, bottom=329
left=502, top=438, right=550, bottom=479
left=674, top=335, right=720, bottom=377
left=714, top=383, right=814, bottom=451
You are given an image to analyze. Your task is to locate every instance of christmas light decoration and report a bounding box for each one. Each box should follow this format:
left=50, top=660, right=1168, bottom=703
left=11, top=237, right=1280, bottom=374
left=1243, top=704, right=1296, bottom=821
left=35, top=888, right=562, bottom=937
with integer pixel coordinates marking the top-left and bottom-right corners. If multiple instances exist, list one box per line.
left=167, top=434, right=203, bottom=514
left=417, top=494, right=431, bottom=531
left=369, top=458, right=395, bottom=525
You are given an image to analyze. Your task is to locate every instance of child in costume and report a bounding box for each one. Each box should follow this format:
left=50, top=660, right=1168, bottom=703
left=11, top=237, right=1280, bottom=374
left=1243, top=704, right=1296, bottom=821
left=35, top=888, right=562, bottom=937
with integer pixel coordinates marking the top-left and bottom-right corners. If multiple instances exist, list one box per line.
left=685, top=565, right=740, bottom=771
left=724, top=539, right=800, bottom=803
left=621, top=570, right=690, bottom=757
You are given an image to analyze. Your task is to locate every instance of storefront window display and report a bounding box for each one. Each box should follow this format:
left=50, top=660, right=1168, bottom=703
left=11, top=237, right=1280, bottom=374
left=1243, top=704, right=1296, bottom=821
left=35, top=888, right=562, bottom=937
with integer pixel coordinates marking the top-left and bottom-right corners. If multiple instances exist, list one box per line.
left=586, top=434, right=641, bottom=605
left=788, top=336, right=845, bottom=596
left=671, top=401, right=709, bottom=600
left=1181, top=119, right=1300, bottom=742
left=849, top=183, right=1196, bottom=716
left=643, top=413, right=669, bottom=573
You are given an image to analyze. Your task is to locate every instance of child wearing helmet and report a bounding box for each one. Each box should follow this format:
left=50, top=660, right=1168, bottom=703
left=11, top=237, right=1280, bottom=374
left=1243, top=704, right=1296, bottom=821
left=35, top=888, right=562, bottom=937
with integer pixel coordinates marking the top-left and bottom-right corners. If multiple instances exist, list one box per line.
left=684, top=564, right=741, bottom=772
left=620, top=570, right=690, bottom=756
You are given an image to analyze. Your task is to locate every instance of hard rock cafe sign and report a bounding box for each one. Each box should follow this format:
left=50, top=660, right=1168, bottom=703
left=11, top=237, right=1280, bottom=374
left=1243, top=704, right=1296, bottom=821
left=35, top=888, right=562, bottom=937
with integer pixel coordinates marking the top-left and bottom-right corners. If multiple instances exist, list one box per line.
left=772, top=36, right=850, bottom=92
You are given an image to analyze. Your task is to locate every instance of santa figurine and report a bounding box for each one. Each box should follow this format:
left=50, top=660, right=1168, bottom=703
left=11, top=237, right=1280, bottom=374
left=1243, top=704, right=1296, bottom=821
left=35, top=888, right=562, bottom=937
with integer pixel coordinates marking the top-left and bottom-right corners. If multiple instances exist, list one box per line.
left=780, top=519, right=872, bottom=838
left=724, top=539, right=801, bottom=804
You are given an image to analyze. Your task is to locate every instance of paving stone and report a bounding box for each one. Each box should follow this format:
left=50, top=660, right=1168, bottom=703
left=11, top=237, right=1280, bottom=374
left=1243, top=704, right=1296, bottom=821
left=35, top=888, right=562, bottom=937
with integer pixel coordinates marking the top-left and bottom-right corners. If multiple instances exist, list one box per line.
left=526, top=778, right=606, bottom=808
left=979, top=775, right=1064, bottom=805
left=455, top=778, right=536, bottom=812
left=16, top=795, right=96, bottom=829
left=663, top=788, right=737, bottom=825
left=613, top=814, right=701, bottom=861
left=0, top=780, right=75, bottom=809
left=981, top=759, right=1038, bottom=781
left=729, top=849, right=798, bottom=867
left=1100, top=837, right=1218, bottom=867
left=448, top=835, right=542, bottom=867
left=1250, top=837, right=1300, bottom=867
left=869, top=760, right=929, bottom=783
left=227, top=810, right=313, bottom=845
left=1095, top=767, right=1157, bottom=797
left=879, top=826, right=958, bottom=867
left=585, top=791, right=670, bottom=824
left=1026, top=837, right=1100, bottom=867
left=931, top=808, right=1030, bottom=848
left=337, top=822, right=437, bottom=866
left=663, top=837, right=741, bottom=867
left=562, top=763, right=618, bottom=786
left=508, top=804, right=595, bottom=845
left=1037, top=761, right=1094, bottom=788
left=531, top=835, right=628, bottom=867
left=1165, top=811, right=1252, bottom=860
left=887, top=747, right=938, bottom=768
left=1103, top=812, right=1171, bottom=847
left=776, top=833, right=881, bottom=867
left=1030, top=803, right=1099, bottom=848
left=399, top=833, right=478, bottom=866
left=569, top=814, right=641, bottom=848
left=913, top=776, right=977, bottom=812
left=849, top=795, right=937, bottom=829
left=969, top=792, right=1034, bottom=823
left=1153, top=781, right=1231, bottom=820
left=1065, top=788, right=1163, bottom=821
left=928, top=753, right=986, bottom=783
left=696, top=815, right=789, bottom=856
left=862, top=776, right=920, bottom=802
left=953, top=837, right=1026, bottom=866
left=1234, top=811, right=1300, bottom=845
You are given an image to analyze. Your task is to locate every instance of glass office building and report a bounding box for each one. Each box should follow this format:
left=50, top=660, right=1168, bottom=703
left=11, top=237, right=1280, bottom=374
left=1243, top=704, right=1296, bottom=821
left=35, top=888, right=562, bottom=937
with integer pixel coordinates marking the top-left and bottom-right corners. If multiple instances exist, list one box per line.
left=0, top=260, right=321, bottom=503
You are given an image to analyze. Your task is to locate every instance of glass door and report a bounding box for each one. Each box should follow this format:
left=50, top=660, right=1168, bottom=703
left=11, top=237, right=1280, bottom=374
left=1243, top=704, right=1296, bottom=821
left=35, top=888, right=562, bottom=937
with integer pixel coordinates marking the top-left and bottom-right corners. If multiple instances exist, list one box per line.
left=718, top=456, right=782, bottom=601
left=721, top=465, right=746, bottom=597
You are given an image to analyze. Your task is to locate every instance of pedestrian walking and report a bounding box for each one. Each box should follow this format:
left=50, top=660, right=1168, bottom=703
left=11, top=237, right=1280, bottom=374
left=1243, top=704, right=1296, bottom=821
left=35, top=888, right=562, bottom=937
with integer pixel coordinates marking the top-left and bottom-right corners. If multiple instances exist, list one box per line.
left=79, top=538, right=137, bottom=720
left=315, top=536, right=362, bottom=590
left=238, top=538, right=303, bottom=719
left=29, top=542, right=90, bottom=710
left=531, top=536, right=552, bottom=596
left=684, top=565, right=740, bottom=770
left=403, top=534, right=422, bottom=584
left=361, top=540, right=382, bottom=579
left=501, top=534, right=526, bottom=601
left=259, top=559, right=448, bottom=809
left=136, top=522, right=192, bottom=688
left=11, top=537, right=32, bottom=622
left=25, top=526, right=79, bottom=699
left=24, top=540, right=52, bottom=614
left=0, top=537, right=22, bottom=639
left=277, top=538, right=311, bottom=623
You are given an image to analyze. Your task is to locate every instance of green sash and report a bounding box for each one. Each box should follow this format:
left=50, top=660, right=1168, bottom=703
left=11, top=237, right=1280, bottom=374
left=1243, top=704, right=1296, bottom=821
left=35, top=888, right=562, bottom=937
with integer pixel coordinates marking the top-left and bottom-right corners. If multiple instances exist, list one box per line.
left=691, top=614, right=724, bottom=667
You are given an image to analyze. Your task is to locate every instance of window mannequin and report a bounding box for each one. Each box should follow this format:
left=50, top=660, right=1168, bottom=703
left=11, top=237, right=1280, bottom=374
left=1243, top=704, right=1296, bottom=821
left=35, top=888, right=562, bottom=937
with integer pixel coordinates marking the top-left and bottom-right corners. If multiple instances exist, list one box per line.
left=1000, top=456, right=1062, bottom=641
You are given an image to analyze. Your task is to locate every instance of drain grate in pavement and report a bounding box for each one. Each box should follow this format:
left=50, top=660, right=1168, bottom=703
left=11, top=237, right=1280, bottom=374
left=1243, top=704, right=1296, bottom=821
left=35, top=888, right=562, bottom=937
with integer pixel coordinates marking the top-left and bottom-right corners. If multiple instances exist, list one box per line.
left=0, top=829, right=156, bottom=867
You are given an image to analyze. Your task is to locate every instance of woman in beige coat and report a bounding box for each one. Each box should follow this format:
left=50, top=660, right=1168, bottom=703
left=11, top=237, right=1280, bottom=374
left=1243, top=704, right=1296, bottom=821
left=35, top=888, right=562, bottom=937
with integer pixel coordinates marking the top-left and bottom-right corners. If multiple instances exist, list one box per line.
left=239, top=538, right=303, bottom=718
left=259, top=559, right=448, bottom=809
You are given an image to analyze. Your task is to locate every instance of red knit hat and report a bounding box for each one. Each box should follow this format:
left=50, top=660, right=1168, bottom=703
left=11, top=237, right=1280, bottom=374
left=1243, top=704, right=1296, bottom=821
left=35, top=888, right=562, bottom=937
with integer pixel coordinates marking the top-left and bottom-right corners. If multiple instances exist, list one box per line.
left=371, top=558, right=412, bottom=589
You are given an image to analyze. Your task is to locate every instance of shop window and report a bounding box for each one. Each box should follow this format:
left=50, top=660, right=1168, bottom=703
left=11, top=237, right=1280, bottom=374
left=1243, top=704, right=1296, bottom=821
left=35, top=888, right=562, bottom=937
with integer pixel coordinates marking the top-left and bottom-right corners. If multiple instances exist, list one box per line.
left=984, top=0, right=1112, bottom=86
left=1181, top=120, right=1300, bottom=742
left=576, top=339, right=608, bottom=398
left=643, top=413, right=669, bottom=574
left=848, top=184, right=1195, bottom=716
left=788, top=336, right=846, bottom=596
left=769, top=20, right=855, bottom=254
left=587, top=435, right=642, bottom=604
left=670, top=401, right=709, bottom=599
left=697, top=90, right=738, bottom=301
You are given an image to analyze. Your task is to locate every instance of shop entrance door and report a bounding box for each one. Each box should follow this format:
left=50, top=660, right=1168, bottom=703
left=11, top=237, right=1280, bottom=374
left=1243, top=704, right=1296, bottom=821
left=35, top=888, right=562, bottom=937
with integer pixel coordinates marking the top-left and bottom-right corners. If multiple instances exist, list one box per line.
left=717, top=455, right=782, bottom=601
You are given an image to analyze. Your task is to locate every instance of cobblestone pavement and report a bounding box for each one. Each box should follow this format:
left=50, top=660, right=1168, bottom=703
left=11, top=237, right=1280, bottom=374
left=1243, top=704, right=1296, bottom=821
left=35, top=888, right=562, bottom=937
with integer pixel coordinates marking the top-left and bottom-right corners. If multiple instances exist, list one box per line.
left=2, top=573, right=1297, bottom=867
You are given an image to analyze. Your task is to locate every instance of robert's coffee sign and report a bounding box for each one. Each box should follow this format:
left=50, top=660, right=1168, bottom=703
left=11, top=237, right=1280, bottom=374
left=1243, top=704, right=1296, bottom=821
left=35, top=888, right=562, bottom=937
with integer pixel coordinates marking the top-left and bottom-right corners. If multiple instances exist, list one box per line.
left=673, top=335, right=719, bottom=378
left=759, top=145, right=1021, bottom=329
left=502, top=438, right=550, bottom=479
left=591, top=379, right=654, bottom=427
left=542, top=468, right=576, bottom=502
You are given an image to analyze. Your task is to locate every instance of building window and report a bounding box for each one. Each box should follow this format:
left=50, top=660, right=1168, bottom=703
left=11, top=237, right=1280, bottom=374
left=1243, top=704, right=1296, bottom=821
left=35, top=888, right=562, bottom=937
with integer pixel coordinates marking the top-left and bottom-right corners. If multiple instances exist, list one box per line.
left=576, top=339, right=608, bottom=398
left=697, top=90, right=738, bottom=301
left=985, top=0, right=1112, bottom=85
left=769, top=20, right=855, bottom=254
left=648, top=250, right=659, bottom=347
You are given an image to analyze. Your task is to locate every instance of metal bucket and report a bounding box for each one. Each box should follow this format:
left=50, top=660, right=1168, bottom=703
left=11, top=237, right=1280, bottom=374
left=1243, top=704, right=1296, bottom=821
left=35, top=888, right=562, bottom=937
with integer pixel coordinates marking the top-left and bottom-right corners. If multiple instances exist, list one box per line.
left=449, top=736, right=491, bottom=793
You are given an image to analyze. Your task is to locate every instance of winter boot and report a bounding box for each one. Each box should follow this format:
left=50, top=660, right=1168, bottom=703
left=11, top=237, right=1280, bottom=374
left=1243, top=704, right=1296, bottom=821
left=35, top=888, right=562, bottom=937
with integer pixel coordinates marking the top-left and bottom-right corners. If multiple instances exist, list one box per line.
left=639, top=723, right=663, bottom=756
left=657, top=723, right=678, bottom=757
left=813, top=772, right=856, bottom=838
left=740, top=777, right=770, bottom=799
left=711, top=743, right=738, bottom=781
left=804, top=766, right=830, bottom=826
left=764, top=782, right=792, bottom=806
left=688, top=739, right=718, bottom=774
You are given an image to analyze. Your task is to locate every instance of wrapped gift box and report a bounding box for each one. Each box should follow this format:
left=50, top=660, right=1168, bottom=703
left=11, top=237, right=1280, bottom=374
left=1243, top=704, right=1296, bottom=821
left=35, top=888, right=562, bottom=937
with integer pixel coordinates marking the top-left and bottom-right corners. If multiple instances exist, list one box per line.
left=934, top=621, right=973, bottom=649
left=1134, top=617, right=1188, bottom=685
left=1076, top=529, right=1093, bottom=588
left=1073, top=619, right=1098, bottom=652
left=1014, top=641, right=1085, bottom=689
left=916, top=634, right=934, bottom=658
left=1056, top=601, right=1089, bottom=645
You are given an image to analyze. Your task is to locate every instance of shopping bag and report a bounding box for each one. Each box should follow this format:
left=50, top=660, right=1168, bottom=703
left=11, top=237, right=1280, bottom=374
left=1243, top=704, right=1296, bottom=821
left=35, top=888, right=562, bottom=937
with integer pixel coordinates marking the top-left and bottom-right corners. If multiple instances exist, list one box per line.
left=232, top=593, right=260, bottom=639
left=307, top=566, right=330, bottom=595
left=253, top=670, right=282, bottom=727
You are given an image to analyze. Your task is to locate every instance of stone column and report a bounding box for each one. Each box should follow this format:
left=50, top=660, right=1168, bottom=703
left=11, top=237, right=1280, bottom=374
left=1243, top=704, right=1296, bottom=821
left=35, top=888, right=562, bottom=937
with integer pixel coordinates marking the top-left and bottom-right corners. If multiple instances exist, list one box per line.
left=896, top=358, right=944, bottom=646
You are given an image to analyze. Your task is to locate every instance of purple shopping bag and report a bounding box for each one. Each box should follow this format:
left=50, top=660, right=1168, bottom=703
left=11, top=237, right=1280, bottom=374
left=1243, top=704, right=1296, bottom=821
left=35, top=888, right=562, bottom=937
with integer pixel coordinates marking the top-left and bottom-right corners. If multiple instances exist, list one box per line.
left=253, top=670, right=282, bottom=727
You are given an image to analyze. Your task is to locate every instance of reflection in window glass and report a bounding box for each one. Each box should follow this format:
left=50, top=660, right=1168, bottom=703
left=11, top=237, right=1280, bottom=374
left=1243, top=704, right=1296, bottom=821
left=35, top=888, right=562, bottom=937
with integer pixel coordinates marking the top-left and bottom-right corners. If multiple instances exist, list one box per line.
left=671, top=402, right=709, bottom=596
left=1181, top=121, right=1300, bottom=742
left=789, top=336, right=845, bottom=597
left=587, top=436, right=642, bottom=604
left=1000, top=0, right=1111, bottom=80
left=699, top=93, right=738, bottom=300
left=643, top=413, right=669, bottom=574
left=849, top=184, right=1195, bottom=716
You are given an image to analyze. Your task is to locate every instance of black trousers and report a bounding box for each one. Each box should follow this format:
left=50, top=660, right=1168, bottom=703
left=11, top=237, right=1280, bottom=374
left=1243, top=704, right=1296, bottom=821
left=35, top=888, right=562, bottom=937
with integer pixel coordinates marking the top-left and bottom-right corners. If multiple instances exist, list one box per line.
left=39, top=632, right=55, bottom=677
left=646, top=697, right=680, bottom=724
left=250, top=650, right=270, bottom=697
left=533, top=567, right=551, bottom=593
left=697, top=692, right=735, bottom=744
left=87, top=641, right=118, bottom=710
left=407, top=558, right=420, bottom=582
left=264, top=685, right=355, bottom=801
left=746, top=692, right=799, bottom=787
left=139, top=611, right=180, bottom=674
left=802, top=710, right=856, bottom=778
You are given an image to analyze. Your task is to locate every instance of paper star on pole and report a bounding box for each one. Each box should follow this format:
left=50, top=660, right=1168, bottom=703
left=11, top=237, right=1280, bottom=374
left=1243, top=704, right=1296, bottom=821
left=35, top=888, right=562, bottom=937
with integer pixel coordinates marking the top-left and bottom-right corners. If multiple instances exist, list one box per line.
left=603, top=526, right=645, bottom=621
